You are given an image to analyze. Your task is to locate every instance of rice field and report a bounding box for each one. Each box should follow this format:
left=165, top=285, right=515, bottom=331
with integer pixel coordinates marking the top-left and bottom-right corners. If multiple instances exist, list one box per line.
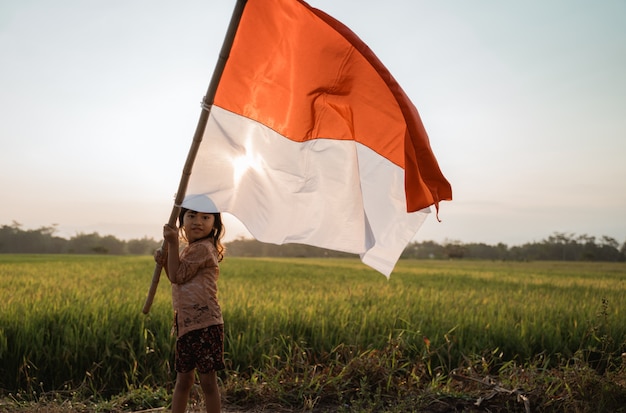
left=1, top=254, right=625, bottom=400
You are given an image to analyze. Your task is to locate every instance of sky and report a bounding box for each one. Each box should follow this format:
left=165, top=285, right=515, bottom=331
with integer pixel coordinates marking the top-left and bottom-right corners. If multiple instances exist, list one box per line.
left=1, top=0, right=625, bottom=247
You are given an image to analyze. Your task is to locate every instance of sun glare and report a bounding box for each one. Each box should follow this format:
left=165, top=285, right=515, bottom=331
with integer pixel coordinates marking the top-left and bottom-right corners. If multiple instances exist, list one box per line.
left=232, top=140, right=262, bottom=184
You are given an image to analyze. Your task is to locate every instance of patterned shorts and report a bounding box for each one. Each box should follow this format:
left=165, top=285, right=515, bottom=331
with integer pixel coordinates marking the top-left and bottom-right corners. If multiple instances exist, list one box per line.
left=175, top=324, right=225, bottom=374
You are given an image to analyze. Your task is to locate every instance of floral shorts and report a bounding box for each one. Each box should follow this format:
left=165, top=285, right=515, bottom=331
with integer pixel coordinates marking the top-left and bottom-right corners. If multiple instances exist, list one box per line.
left=175, top=324, right=225, bottom=373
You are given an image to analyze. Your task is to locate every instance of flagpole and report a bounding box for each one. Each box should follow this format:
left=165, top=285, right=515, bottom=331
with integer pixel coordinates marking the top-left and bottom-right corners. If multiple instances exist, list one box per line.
left=142, top=0, right=248, bottom=314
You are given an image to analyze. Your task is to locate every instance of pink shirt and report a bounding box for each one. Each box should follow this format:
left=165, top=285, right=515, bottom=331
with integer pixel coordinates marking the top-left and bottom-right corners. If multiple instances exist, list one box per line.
left=167, top=238, right=223, bottom=338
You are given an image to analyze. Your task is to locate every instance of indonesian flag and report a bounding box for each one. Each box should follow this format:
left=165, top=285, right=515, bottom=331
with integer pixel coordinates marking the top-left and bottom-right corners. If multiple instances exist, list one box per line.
left=186, top=0, right=452, bottom=276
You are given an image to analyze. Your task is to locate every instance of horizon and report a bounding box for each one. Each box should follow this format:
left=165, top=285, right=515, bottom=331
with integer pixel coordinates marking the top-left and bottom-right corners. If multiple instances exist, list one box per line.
left=3, top=218, right=624, bottom=248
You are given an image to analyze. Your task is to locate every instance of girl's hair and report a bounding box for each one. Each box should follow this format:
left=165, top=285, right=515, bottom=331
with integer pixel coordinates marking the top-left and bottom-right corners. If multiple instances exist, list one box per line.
left=178, top=208, right=226, bottom=262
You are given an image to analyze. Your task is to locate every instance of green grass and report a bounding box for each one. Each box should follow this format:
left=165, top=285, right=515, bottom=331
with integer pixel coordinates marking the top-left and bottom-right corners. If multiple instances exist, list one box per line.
left=0, top=255, right=173, bottom=396
left=1, top=255, right=625, bottom=411
left=222, top=258, right=625, bottom=368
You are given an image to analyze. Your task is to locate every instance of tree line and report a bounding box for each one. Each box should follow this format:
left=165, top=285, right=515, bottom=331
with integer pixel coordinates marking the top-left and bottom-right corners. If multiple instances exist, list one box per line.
left=401, top=232, right=625, bottom=262
left=0, top=222, right=160, bottom=255
left=1, top=222, right=624, bottom=262
left=227, top=232, right=626, bottom=262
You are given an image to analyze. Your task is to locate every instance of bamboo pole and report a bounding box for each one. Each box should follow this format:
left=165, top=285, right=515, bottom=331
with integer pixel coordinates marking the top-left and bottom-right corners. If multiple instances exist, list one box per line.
left=142, top=0, right=248, bottom=314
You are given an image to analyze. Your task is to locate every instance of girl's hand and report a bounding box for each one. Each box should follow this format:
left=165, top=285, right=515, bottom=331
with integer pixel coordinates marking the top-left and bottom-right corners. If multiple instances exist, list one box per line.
left=153, top=247, right=166, bottom=266
left=163, top=224, right=179, bottom=243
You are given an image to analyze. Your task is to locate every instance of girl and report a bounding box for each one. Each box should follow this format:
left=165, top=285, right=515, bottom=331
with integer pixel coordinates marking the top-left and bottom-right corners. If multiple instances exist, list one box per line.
left=155, top=197, right=226, bottom=413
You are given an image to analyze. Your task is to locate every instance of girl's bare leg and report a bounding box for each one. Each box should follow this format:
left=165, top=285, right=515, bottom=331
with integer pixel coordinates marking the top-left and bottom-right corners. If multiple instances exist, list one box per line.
left=171, top=371, right=195, bottom=413
left=199, top=371, right=221, bottom=413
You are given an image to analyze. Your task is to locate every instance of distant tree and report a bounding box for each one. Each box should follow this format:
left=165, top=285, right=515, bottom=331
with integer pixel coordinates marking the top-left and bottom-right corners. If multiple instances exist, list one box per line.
left=576, top=234, right=597, bottom=260
left=600, top=235, right=619, bottom=250
left=223, top=237, right=354, bottom=258
left=127, top=237, right=161, bottom=255
left=443, top=239, right=466, bottom=259
left=99, top=235, right=126, bottom=254
left=67, top=232, right=105, bottom=254
left=597, top=236, right=623, bottom=261
left=464, top=243, right=509, bottom=260
left=401, top=241, right=445, bottom=259
left=547, top=232, right=575, bottom=261
left=0, top=222, right=65, bottom=253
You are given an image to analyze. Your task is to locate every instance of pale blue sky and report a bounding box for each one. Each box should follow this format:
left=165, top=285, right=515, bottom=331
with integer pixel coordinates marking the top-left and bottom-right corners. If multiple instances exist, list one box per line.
left=1, top=0, right=625, bottom=246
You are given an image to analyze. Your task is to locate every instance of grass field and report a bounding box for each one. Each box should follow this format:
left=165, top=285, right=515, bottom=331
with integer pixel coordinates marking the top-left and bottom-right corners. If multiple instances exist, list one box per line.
left=1, top=255, right=625, bottom=412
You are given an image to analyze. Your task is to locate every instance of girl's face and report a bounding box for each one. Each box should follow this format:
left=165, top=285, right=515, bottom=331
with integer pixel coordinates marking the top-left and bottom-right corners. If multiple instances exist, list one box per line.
left=182, top=210, right=215, bottom=242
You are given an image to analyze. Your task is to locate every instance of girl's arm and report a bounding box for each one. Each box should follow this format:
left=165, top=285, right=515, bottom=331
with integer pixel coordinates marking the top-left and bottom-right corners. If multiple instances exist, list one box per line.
left=163, top=224, right=180, bottom=283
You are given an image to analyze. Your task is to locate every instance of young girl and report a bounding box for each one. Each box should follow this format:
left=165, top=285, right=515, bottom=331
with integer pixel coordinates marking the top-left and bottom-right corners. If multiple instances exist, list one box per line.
left=155, top=196, right=226, bottom=413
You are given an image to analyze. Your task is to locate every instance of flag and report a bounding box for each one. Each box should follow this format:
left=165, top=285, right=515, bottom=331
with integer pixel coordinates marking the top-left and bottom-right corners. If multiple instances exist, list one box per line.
left=185, top=0, right=452, bottom=276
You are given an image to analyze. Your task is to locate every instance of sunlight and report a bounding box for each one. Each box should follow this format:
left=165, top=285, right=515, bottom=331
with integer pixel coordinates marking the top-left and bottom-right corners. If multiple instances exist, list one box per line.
left=232, top=139, right=263, bottom=184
